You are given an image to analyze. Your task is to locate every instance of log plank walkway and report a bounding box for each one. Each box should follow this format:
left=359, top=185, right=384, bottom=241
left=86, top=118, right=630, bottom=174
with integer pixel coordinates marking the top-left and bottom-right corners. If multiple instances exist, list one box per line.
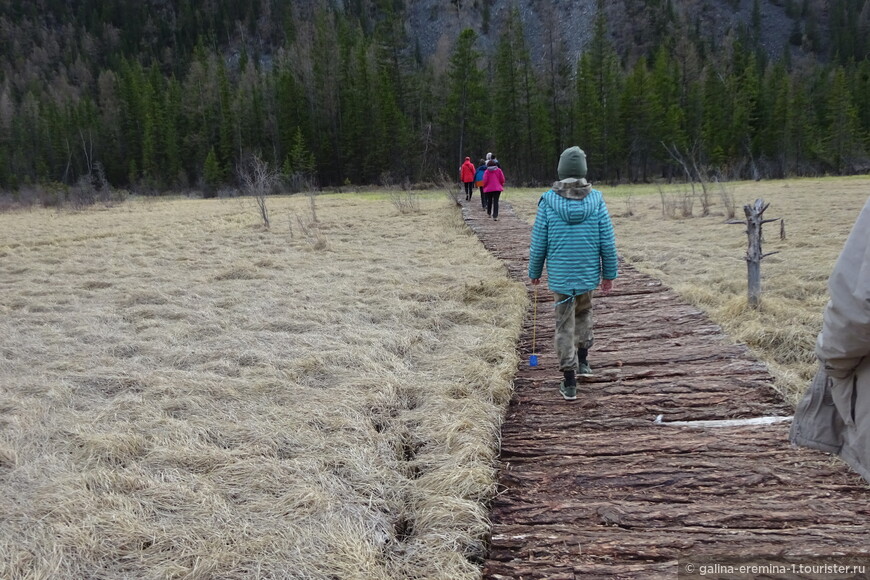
left=461, top=198, right=870, bottom=579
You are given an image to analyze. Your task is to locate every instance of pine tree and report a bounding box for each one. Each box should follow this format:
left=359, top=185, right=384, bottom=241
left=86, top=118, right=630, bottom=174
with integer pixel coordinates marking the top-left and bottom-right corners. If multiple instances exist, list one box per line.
left=96, top=69, right=125, bottom=186
left=339, top=26, right=371, bottom=184
left=140, top=83, right=159, bottom=187
left=492, top=7, right=552, bottom=182
left=118, top=58, right=146, bottom=185
left=493, top=9, right=523, bottom=175
left=443, top=28, right=487, bottom=168
left=290, top=126, right=315, bottom=175
left=311, top=8, right=343, bottom=183
left=576, top=1, right=624, bottom=182
left=540, top=3, right=572, bottom=155
left=217, top=56, right=234, bottom=177
left=163, top=78, right=183, bottom=187
left=758, top=62, right=792, bottom=177
left=701, top=65, right=732, bottom=171
left=372, top=6, right=414, bottom=182
left=823, top=66, right=863, bottom=173
left=620, top=60, right=656, bottom=181
left=203, top=146, right=222, bottom=196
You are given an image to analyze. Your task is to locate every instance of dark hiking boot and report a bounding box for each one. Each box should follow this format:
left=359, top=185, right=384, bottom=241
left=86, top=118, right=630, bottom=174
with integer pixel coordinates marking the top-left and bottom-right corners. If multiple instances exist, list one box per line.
left=560, top=370, right=577, bottom=400
left=560, top=380, right=577, bottom=400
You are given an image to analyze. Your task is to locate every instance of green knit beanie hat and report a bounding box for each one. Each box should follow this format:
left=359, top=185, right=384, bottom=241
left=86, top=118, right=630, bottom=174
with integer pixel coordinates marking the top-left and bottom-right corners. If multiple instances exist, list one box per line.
left=557, top=146, right=587, bottom=180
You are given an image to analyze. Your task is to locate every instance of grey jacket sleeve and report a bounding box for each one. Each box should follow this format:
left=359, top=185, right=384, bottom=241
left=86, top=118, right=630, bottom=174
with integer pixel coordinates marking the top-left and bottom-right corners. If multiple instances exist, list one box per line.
left=815, top=198, right=870, bottom=378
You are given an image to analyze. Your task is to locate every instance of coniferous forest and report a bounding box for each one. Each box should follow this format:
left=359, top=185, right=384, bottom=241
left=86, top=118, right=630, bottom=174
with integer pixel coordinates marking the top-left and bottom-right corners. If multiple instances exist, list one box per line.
left=1, top=0, right=870, bottom=195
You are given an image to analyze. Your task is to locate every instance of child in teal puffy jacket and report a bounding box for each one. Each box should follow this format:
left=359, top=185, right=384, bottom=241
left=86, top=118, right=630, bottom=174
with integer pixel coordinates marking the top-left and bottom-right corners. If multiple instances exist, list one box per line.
left=528, top=146, right=618, bottom=401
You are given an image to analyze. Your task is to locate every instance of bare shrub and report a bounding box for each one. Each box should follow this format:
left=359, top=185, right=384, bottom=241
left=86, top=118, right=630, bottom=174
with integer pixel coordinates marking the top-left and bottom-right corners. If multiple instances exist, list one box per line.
left=67, top=176, right=95, bottom=209
left=680, top=189, right=695, bottom=218
left=286, top=172, right=316, bottom=193
left=389, top=190, right=420, bottom=214
left=716, top=178, right=737, bottom=219
left=380, top=171, right=395, bottom=189
left=60, top=159, right=122, bottom=210
left=619, top=193, right=635, bottom=217
left=697, top=184, right=711, bottom=216
left=662, top=141, right=711, bottom=216
left=658, top=185, right=695, bottom=219
left=307, top=192, right=319, bottom=224
left=217, top=186, right=239, bottom=199
left=293, top=194, right=328, bottom=249
left=437, top=170, right=462, bottom=207
left=0, top=193, right=15, bottom=212
left=658, top=186, right=678, bottom=219
left=238, top=154, right=280, bottom=229
left=0, top=187, right=41, bottom=210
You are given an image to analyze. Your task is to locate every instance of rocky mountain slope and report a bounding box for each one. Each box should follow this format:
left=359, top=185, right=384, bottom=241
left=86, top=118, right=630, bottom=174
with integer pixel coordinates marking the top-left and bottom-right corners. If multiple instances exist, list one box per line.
left=399, top=0, right=816, bottom=69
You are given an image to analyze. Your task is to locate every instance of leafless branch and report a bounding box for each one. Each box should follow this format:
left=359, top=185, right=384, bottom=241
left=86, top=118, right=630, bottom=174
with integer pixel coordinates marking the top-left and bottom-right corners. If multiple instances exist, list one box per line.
left=238, top=154, right=280, bottom=229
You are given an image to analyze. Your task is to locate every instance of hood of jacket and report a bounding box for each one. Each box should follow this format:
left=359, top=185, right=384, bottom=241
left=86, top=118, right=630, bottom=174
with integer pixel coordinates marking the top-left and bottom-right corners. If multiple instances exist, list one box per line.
left=542, top=179, right=599, bottom=225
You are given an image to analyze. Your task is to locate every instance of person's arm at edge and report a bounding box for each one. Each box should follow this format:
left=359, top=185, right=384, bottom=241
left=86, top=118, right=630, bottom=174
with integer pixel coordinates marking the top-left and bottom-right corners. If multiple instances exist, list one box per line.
left=816, top=198, right=870, bottom=378
left=528, top=200, right=548, bottom=284
left=598, top=197, right=618, bottom=295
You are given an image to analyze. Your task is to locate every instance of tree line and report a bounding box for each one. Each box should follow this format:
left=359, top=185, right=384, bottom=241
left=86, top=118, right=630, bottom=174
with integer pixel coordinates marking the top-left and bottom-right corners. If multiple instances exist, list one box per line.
left=0, top=0, right=869, bottom=195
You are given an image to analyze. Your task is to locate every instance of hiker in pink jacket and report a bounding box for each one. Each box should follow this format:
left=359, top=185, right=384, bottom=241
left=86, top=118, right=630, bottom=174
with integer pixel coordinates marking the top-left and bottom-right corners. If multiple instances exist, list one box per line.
left=481, top=158, right=505, bottom=220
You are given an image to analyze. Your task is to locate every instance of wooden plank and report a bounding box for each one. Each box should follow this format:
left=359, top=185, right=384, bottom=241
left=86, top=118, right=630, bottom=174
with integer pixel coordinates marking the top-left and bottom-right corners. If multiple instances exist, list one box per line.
left=461, top=200, right=870, bottom=579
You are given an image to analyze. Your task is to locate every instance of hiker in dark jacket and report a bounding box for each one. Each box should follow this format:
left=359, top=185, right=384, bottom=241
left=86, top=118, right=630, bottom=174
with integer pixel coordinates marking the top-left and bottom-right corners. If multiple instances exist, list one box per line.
left=528, top=146, right=618, bottom=401
left=474, top=159, right=486, bottom=205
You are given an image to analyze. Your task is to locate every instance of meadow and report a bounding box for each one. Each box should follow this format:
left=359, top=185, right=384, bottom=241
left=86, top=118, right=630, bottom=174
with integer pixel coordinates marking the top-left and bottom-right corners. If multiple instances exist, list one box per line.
left=510, top=176, right=868, bottom=405
left=0, top=177, right=867, bottom=578
left=0, top=194, right=527, bottom=579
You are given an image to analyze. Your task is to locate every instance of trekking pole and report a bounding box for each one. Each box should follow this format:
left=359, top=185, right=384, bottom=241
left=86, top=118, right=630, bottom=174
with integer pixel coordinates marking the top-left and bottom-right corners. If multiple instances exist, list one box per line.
left=529, top=285, right=539, bottom=367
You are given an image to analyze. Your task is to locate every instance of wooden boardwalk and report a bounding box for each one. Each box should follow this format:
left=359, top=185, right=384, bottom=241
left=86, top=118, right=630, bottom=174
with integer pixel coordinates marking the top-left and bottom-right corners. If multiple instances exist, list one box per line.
left=461, top=198, right=870, bottom=579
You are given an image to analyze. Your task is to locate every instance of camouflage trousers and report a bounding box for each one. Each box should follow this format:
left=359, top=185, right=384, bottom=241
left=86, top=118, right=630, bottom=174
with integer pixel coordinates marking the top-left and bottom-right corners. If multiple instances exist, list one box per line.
left=553, top=290, right=594, bottom=372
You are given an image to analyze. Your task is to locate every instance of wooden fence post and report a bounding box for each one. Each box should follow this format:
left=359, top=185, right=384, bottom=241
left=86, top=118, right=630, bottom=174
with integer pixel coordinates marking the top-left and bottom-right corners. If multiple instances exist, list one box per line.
left=731, top=199, right=780, bottom=309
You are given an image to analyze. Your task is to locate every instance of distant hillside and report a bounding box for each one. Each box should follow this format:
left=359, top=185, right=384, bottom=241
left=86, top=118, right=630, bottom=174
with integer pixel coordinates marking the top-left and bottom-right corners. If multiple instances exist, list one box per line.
left=289, top=0, right=846, bottom=71
left=1, top=0, right=869, bottom=194
left=406, top=0, right=805, bottom=70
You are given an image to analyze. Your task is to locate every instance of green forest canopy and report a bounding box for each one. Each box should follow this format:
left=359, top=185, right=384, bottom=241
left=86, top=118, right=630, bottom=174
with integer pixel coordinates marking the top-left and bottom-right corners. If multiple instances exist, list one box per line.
left=1, top=0, right=869, bottom=194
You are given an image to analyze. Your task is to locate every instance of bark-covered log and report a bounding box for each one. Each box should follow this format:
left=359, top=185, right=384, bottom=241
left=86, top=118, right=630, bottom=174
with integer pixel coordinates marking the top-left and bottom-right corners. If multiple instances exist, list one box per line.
left=461, top=201, right=870, bottom=580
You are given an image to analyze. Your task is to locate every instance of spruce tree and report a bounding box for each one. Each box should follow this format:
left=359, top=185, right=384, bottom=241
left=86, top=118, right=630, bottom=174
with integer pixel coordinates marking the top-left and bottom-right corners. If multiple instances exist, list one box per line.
left=203, top=146, right=223, bottom=196
left=443, top=29, right=487, bottom=170
left=824, top=66, right=862, bottom=173
left=576, top=1, right=624, bottom=182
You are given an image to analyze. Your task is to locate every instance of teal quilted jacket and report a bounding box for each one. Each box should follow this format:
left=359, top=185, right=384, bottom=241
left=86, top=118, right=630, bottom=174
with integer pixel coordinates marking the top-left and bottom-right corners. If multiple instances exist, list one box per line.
left=528, top=183, right=618, bottom=296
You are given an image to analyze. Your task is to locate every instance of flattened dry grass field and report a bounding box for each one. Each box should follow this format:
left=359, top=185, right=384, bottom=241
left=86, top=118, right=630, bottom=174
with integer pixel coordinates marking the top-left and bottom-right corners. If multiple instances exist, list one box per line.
left=509, top=176, right=869, bottom=405
left=0, top=194, right=527, bottom=579
left=1, top=178, right=867, bottom=579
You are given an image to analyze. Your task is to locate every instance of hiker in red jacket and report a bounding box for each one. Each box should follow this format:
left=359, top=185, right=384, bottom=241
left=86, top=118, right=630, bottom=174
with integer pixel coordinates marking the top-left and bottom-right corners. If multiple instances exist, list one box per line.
left=460, top=156, right=476, bottom=201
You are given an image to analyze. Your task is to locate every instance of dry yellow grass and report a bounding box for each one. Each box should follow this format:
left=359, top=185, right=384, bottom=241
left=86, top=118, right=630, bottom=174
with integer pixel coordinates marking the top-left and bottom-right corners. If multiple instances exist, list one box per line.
left=0, top=194, right=527, bottom=579
left=3, top=178, right=866, bottom=578
left=508, top=176, right=869, bottom=405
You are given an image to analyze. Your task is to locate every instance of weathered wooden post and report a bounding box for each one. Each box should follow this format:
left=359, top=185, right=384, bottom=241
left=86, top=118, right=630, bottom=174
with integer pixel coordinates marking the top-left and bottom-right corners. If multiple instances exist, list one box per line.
left=732, top=199, right=780, bottom=309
